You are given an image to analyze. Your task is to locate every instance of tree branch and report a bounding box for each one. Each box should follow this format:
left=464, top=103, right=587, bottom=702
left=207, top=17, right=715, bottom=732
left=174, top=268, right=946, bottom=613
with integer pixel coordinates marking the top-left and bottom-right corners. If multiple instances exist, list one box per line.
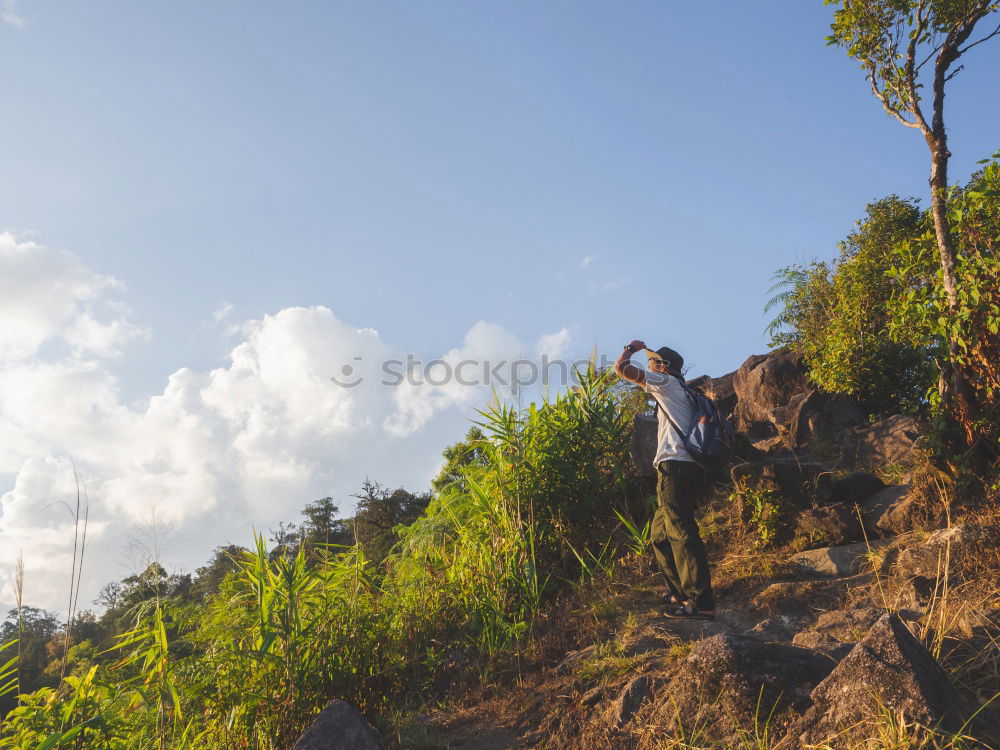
left=868, top=66, right=921, bottom=128
left=958, top=20, right=1000, bottom=55
left=904, top=3, right=931, bottom=133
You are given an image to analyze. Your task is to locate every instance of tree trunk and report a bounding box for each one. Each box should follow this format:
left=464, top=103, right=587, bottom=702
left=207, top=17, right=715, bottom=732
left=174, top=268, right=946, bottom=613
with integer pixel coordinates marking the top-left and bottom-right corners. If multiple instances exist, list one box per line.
left=924, top=52, right=978, bottom=444
left=926, top=137, right=959, bottom=308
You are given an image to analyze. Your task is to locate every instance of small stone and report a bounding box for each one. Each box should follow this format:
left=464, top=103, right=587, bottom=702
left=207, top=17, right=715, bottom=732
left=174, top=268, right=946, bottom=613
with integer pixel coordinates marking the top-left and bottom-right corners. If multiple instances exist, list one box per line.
left=292, top=700, right=384, bottom=750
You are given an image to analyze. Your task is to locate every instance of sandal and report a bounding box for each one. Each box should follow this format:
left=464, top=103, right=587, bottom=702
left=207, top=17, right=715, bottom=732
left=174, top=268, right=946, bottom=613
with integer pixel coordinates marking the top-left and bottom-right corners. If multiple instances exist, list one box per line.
left=664, top=602, right=716, bottom=621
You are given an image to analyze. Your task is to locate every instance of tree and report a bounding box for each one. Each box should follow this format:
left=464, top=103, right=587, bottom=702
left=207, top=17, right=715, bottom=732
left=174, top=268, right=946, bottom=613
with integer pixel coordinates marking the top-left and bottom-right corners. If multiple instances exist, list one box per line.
left=826, top=0, right=1000, bottom=438
left=431, top=426, right=487, bottom=496
left=300, top=497, right=352, bottom=548
left=0, top=608, right=60, bottom=718
left=191, top=544, right=249, bottom=599
left=351, top=480, right=430, bottom=564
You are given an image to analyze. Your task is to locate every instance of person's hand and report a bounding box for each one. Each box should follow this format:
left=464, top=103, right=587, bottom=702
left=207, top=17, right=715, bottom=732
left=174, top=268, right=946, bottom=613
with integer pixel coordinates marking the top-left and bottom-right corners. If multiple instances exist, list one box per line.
left=628, top=339, right=646, bottom=351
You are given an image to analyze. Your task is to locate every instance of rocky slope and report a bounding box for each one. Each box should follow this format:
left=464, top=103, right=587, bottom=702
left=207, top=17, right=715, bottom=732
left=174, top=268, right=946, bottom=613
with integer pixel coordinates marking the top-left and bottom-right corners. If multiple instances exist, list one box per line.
left=289, top=350, right=1000, bottom=749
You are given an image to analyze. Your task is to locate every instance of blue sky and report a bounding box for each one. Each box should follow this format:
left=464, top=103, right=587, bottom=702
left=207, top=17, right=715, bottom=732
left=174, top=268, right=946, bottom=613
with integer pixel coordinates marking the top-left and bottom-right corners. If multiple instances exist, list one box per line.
left=1, top=1, right=998, bottom=610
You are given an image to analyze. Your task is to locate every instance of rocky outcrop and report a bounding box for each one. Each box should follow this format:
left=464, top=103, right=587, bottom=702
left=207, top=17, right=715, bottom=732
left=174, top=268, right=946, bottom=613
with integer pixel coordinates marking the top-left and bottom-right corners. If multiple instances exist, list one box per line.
left=782, top=389, right=864, bottom=452
left=779, top=614, right=965, bottom=748
left=648, top=634, right=836, bottom=745
left=292, top=700, right=384, bottom=750
left=732, top=351, right=809, bottom=437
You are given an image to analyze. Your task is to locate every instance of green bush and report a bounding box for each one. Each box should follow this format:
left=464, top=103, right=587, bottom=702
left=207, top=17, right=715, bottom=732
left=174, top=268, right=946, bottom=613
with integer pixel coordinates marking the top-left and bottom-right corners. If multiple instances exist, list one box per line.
left=768, top=158, right=999, bottom=437
left=768, top=196, right=933, bottom=416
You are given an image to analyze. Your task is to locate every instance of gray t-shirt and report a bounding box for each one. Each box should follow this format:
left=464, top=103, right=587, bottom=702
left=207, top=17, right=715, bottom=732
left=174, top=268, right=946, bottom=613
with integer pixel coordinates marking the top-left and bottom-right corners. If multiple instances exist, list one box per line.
left=642, top=372, right=695, bottom=465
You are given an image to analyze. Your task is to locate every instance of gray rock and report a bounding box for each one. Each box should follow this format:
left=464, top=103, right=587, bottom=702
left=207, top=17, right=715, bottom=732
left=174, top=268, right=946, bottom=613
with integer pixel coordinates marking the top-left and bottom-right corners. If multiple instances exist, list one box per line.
left=860, top=485, right=911, bottom=534
left=894, top=525, right=988, bottom=579
left=783, top=389, right=864, bottom=453
left=848, top=414, right=923, bottom=467
left=789, top=541, right=885, bottom=578
left=779, top=614, right=965, bottom=748
left=878, top=490, right=945, bottom=536
left=811, top=607, right=883, bottom=642
left=746, top=615, right=804, bottom=642
left=292, top=700, right=384, bottom=750
left=555, top=644, right=597, bottom=675
left=610, top=674, right=655, bottom=726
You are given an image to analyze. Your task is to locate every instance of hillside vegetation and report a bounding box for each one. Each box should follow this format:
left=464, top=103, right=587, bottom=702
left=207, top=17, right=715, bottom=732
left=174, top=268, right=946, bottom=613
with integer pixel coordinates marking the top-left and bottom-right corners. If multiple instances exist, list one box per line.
left=1, top=155, right=998, bottom=749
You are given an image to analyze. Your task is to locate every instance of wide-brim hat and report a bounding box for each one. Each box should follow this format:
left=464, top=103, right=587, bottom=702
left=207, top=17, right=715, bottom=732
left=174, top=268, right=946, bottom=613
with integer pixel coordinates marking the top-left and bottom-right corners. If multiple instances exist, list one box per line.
left=643, top=346, right=684, bottom=373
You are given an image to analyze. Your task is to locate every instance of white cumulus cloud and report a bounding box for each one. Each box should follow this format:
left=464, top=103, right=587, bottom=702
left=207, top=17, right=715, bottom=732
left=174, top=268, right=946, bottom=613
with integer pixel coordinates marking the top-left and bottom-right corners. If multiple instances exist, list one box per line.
left=0, top=234, right=583, bottom=615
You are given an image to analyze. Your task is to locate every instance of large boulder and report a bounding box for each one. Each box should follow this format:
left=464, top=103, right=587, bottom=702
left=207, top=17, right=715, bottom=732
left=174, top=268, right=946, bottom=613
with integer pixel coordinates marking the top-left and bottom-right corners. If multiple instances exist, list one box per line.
left=779, top=614, right=965, bottom=748
left=732, top=351, right=809, bottom=437
left=860, top=484, right=946, bottom=536
left=292, top=700, right=384, bottom=750
left=781, top=390, right=865, bottom=454
left=847, top=413, right=924, bottom=467
left=646, top=634, right=835, bottom=745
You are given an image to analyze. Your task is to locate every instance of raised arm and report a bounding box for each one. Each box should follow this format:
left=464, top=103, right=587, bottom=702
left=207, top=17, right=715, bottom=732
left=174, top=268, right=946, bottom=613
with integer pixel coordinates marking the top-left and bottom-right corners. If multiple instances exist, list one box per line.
left=614, top=339, right=647, bottom=385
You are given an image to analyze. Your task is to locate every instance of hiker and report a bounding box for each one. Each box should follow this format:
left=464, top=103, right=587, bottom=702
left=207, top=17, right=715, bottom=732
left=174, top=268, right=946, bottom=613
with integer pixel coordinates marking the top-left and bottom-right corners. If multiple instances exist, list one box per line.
left=614, top=340, right=715, bottom=620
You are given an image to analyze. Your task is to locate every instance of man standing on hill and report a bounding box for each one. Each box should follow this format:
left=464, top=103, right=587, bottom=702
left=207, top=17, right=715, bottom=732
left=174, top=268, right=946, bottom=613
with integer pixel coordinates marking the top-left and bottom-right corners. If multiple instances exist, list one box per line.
left=614, top=340, right=715, bottom=620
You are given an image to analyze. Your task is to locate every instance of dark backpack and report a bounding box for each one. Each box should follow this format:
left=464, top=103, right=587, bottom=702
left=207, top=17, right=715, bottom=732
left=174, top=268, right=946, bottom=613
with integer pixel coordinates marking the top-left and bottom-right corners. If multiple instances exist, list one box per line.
left=652, top=375, right=736, bottom=474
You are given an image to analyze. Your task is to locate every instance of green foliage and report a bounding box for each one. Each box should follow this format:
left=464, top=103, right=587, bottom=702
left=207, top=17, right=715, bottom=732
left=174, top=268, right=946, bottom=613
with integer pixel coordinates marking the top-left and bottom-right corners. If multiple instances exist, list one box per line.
left=825, top=0, right=999, bottom=125
left=733, top=483, right=785, bottom=550
left=768, top=196, right=934, bottom=415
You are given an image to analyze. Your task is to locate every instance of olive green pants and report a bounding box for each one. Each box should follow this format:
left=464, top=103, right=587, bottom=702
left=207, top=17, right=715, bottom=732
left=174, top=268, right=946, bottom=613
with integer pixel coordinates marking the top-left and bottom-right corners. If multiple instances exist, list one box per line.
left=651, top=460, right=714, bottom=610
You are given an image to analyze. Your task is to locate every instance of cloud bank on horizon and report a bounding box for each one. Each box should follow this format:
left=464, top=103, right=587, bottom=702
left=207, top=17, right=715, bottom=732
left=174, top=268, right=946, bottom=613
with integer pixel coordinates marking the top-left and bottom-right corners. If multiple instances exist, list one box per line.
left=0, top=232, right=576, bottom=615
